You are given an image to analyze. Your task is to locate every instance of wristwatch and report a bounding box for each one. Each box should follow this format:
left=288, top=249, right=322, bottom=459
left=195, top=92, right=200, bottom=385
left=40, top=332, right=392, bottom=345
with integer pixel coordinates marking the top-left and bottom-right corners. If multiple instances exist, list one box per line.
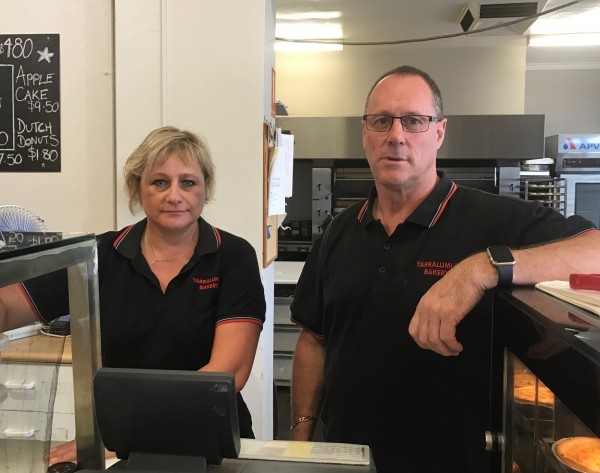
left=486, top=246, right=515, bottom=287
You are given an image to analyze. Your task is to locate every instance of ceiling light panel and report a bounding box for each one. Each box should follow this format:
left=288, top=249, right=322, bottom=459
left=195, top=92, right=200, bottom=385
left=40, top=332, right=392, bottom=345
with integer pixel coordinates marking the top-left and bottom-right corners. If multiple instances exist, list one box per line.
left=274, top=41, right=344, bottom=52
left=276, top=21, right=343, bottom=40
left=276, top=11, right=341, bottom=21
left=530, top=5, right=600, bottom=34
left=529, top=33, right=600, bottom=47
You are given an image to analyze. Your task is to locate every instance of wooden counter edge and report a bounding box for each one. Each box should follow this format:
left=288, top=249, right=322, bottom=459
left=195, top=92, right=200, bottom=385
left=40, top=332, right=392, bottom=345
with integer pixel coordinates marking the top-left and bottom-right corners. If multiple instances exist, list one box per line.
left=0, top=333, right=72, bottom=364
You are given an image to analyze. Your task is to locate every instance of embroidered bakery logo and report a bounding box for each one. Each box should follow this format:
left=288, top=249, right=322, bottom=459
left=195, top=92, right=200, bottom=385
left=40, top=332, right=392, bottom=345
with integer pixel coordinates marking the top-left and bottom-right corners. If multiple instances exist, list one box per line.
left=416, top=260, right=455, bottom=277
left=194, top=276, right=220, bottom=290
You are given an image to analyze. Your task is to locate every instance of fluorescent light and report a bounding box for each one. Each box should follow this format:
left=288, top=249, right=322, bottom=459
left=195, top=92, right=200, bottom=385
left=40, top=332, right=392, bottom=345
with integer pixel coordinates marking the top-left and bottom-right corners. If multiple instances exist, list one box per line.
left=528, top=33, right=600, bottom=47
left=530, top=6, right=600, bottom=35
left=276, top=22, right=343, bottom=40
left=275, top=9, right=344, bottom=52
left=275, top=41, right=343, bottom=52
left=276, top=11, right=341, bottom=21
left=275, top=19, right=344, bottom=52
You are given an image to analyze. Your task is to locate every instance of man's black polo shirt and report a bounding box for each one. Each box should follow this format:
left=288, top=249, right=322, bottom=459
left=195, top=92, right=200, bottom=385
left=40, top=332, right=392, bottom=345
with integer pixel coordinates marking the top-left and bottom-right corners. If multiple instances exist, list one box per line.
left=291, top=172, right=596, bottom=473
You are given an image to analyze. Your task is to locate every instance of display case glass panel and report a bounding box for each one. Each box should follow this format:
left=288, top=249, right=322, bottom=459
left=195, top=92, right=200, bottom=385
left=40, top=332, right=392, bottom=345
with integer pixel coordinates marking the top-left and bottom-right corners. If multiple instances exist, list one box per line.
left=505, top=353, right=599, bottom=473
left=496, top=288, right=600, bottom=473
left=0, top=232, right=103, bottom=471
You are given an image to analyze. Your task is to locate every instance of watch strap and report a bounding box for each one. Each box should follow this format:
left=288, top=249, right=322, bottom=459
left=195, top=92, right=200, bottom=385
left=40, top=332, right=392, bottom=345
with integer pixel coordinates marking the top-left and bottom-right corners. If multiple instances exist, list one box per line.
left=496, top=262, right=513, bottom=287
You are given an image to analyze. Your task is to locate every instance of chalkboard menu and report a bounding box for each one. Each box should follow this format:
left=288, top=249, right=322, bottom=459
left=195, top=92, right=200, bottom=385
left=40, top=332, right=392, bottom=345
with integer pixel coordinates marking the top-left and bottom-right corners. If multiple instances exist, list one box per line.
left=0, top=34, right=60, bottom=172
left=0, top=231, right=63, bottom=252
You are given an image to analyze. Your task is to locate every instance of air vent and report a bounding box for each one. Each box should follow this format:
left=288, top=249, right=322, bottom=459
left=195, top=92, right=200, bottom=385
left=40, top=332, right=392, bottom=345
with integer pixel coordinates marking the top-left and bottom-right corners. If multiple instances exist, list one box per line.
left=479, top=2, right=538, bottom=18
left=457, top=2, right=540, bottom=34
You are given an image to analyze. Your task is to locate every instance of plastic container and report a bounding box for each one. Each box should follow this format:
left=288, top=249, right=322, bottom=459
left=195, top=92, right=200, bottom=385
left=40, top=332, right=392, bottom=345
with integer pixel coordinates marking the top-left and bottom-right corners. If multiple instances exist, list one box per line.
left=570, top=274, right=600, bottom=291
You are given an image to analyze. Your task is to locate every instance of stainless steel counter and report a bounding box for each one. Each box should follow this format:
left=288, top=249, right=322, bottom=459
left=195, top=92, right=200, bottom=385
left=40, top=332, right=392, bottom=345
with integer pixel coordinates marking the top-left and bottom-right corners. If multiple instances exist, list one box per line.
left=274, top=261, right=304, bottom=284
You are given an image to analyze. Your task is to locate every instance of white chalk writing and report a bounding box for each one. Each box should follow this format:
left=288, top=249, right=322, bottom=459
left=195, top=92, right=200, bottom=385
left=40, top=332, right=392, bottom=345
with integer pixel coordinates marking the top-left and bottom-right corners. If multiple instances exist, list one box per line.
left=0, top=34, right=60, bottom=172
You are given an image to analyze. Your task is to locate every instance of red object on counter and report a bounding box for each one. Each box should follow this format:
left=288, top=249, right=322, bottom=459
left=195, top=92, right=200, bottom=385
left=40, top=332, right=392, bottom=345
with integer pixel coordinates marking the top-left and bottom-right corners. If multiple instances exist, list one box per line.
left=569, top=274, right=600, bottom=291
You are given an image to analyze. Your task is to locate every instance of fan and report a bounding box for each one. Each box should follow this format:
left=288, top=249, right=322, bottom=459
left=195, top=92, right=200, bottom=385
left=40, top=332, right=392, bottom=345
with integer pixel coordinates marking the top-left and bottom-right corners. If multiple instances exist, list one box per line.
left=0, top=205, right=49, bottom=335
left=0, top=205, right=48, bottom=232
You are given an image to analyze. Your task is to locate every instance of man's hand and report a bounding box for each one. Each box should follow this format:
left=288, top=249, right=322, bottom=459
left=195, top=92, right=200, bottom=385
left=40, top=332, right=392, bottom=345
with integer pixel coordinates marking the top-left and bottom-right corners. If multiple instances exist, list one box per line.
left=408, top=252, right=496, bottom=356
left=290, top=330, right=325, bottom=441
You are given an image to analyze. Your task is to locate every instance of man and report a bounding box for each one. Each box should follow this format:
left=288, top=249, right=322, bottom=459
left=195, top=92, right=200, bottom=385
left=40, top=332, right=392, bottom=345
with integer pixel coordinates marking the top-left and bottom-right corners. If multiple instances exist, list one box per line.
left=289, top=65, right=600, bottom=473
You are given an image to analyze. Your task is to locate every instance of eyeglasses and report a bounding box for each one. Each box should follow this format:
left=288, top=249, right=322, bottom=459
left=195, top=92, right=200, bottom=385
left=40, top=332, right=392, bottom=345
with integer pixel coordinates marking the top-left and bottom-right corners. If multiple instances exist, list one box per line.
left=362, top=114, right=441, bottom=133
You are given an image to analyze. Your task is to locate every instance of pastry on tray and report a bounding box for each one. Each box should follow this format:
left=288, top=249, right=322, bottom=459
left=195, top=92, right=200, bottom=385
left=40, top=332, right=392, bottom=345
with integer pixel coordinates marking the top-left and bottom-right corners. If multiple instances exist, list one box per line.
left=553, top=437, right=600, bottom=473
left=513, top=384, right=555, bottom=406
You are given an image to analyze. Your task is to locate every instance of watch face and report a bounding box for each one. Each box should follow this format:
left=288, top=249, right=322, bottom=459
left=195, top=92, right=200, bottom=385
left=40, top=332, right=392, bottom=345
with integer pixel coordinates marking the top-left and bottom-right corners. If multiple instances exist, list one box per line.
left=489, top=246, right=515, bottom=264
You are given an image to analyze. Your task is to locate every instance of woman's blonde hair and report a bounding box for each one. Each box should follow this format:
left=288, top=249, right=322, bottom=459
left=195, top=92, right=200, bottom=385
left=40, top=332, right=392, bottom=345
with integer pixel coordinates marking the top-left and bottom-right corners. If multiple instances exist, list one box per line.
left=123, top=126, right=216, bottom=213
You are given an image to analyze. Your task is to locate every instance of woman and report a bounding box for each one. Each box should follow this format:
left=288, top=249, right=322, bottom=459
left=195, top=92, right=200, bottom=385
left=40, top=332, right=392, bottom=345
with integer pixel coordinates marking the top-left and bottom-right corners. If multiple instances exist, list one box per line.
left=1, top=126, right=266, bottom=464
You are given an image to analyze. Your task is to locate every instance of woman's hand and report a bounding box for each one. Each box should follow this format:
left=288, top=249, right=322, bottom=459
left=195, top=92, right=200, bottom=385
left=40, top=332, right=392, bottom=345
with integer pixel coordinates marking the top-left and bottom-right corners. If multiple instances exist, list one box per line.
left=47, top=440, right=77, bottom=465
left=47, top=440, right=116, bottom=466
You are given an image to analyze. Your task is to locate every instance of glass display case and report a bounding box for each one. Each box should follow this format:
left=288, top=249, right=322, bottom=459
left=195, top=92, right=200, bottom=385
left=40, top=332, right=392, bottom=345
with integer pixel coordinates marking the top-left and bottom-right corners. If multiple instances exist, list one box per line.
left=0, top=232, right=104, bottom=471
left=495, top=288, right=600, bottom=473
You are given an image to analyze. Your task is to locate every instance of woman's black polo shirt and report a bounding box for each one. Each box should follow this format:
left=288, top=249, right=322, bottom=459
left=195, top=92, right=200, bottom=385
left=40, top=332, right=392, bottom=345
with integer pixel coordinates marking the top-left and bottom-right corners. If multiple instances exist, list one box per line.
left=22, top=217, right=265, bottom=437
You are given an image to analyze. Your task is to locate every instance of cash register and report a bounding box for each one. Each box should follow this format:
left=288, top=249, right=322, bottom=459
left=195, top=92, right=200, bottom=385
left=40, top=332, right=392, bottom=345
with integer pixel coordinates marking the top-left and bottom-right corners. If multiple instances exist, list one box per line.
left=75, top=368, right=376, bottom=473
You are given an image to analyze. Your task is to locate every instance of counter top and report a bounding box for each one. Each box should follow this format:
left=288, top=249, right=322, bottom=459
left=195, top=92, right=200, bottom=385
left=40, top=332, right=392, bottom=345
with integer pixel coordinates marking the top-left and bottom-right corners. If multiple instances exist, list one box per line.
left=274, top=261, right=304, bottom=284
left=0, top=332, right=71, bottom=364
left=500, top=287, right=600, bottom=362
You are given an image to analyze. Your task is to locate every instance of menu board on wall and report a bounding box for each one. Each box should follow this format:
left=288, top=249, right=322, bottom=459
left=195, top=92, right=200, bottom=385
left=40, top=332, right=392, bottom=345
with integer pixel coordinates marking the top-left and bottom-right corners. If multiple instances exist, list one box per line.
left=0, top=34, right=60, bottom=172
left=0, top=231, right=63, bottom=252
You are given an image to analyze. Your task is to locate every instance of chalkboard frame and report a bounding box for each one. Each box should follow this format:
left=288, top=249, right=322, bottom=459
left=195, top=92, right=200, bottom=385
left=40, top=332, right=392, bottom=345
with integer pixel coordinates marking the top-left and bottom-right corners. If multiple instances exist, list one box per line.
left=0, top=34, right=61, bottom=172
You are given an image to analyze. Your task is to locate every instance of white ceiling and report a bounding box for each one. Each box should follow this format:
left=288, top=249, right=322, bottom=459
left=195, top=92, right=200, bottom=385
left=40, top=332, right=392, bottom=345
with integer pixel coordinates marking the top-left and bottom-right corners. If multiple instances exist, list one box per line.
left=275, top=0, right=600, bottom=66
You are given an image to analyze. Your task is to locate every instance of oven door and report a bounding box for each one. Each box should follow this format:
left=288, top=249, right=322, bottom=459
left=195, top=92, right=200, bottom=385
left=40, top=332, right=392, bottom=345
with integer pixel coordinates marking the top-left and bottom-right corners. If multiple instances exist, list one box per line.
left=560, top=174, right=600, bottom=228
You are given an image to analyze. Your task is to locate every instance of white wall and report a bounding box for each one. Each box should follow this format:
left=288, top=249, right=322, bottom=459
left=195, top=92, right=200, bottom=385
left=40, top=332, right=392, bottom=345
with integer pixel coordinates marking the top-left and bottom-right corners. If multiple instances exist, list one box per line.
left=0, top=0, right=114, bottom=233
left=276, top=38, right=600, bottom=137
left=262, top=0, right=277, bottom=441
left=114, top=0, right=276, bottom=440
left=276, top=39, right=528, bottom=116
left=525, top=46, right=600, bottom=135
left=525, top=67, right=600, bottom=136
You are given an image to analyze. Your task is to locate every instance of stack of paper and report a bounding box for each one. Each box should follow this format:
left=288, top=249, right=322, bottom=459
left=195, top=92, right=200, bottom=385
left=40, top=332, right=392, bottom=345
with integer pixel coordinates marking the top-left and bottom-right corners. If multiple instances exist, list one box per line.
left=238, top=439, right=371, bottom=466
left=536, top=280, right=600, bottom=317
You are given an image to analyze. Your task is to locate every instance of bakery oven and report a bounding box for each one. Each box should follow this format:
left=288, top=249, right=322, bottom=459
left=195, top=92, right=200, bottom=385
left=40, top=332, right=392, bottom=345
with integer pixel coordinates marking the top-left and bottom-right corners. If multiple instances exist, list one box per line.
left=546, top=134, right=600, bottom=228
left=276, top=160, right=331, bottom=261
left=276, top=239, right=312, bottom=261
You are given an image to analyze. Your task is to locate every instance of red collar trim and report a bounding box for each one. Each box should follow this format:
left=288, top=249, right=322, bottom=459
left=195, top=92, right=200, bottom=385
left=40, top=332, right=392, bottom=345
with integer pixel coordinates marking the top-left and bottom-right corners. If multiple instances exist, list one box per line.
left=113, top=225, right=135, bottom=249
left=212, top=226, right=222, bottom=249
left=428, top=182, right=457, bottom=228
left=357, top=200, right=370, bottom=222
